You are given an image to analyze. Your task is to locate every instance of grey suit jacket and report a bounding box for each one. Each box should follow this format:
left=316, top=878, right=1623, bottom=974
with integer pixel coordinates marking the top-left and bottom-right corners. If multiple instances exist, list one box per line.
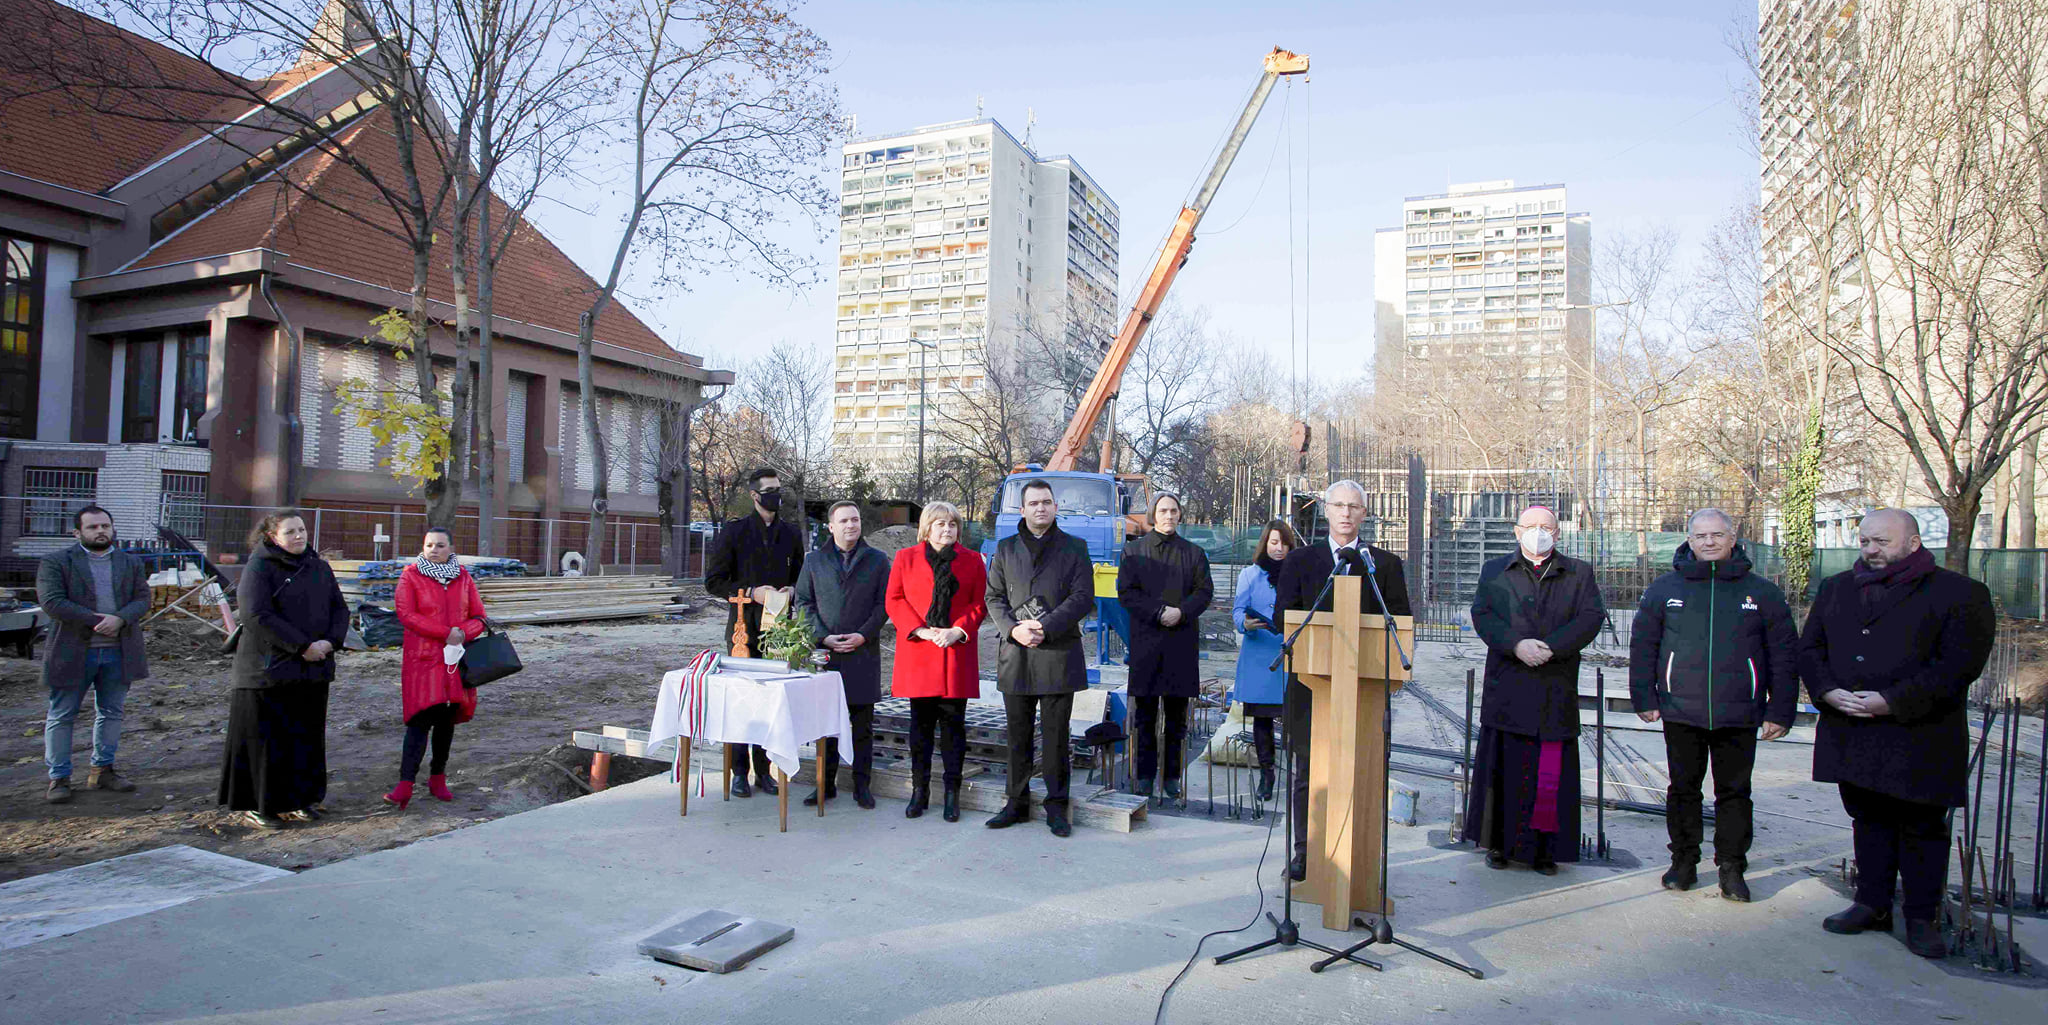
left=36, top=546, right=150, bottom=689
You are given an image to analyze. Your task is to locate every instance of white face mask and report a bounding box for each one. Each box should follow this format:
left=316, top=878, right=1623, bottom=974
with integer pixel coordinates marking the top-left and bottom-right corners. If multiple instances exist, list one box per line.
left=443, top=643, right=466, bottom=666
left=1521, top=528, right=1556, bottom=556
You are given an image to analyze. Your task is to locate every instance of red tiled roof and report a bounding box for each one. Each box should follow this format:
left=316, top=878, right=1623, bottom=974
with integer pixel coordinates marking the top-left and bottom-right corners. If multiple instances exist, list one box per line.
left=133, top=108, right=683, bottom=362
left=0, top=0, right=252, bottom=194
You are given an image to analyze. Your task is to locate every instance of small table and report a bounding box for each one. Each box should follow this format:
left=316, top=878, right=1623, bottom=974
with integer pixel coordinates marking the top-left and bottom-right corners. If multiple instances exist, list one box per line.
left=650, top=667, right=854, bottom=832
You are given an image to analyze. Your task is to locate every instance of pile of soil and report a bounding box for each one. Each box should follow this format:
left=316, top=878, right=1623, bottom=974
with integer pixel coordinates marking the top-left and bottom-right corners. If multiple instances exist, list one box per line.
left=865, top=524, right=919, bottom=555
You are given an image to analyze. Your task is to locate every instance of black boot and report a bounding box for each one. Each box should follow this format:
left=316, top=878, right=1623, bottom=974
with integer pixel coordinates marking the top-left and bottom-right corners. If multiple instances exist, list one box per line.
left=730, top=776, right=752, bottom=799
left=1256, top=765, right=1275, bottom=803
left=853, top=777, right=875, bottom=810
left=1045, top=801, right=1072, bottom=838
left=1163, top=777, right=1182, bottom=800
left=985, top=797, right=1029, bottom=829
left=906, top=782, right=929, bottom=819
left=1661, top=860, right=1698, bottom=891
left=1904, top=918, right=1947, bottom=958
left=756, top=775, right=778, bottom=796
left=1822, top=903, right=1894, bottom=935
left=802, top=783, right=836, bottom=807
left=1288, top=851, right=1307, bottom=881
left=1133, top=778, right=1153, bottom=798
left=942, top=783, right=960, bottom=822
left=1718, top=863, right=1750, bottom=902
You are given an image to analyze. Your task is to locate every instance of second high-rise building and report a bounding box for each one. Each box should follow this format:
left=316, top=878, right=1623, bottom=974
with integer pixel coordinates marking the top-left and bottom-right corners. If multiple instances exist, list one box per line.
left=833, top=117, right=1118, bottom=469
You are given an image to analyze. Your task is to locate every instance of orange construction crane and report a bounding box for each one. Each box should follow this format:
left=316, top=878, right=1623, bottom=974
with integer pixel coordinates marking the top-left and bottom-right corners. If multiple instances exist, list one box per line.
left=1044, top=47, right=1309, bottom=473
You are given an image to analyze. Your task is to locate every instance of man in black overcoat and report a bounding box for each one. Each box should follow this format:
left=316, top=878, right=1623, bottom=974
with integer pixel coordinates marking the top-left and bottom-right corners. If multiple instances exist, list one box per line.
left=1465, top=503, right=1604, bottom=875
left=704, top=466, right=804, bottom=797
left=1273, top=480, right=1411, bottom=881
left=794, top=501, right=891, bottom=810
left=984, top=478, right=1096, bottom=838
left=1115, top=492, right=1213, bottom=800
left=1801, top=508, right=1996, bottom=959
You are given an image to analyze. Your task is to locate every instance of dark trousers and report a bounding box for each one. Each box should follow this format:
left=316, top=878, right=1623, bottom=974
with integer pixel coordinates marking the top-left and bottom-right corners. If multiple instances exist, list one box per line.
left=1132, top=694, right=1190, bottom=783
left=1663, top=722, right=1757, bottom=868
left=1250, top=715, right=1277, bottom=771
left=908, top=697, right=968, bottom=786
left=727, top=743, right=772, bottom=782
left=400, top=703, right=460, bottom=782
left=1840, top=782, right=1951, bottom=920
left=819, top=702, right=875, bottom=791
left=1004, top=692, right=1073, bottom=807
left=1289, top=700, right=1312, bottom=857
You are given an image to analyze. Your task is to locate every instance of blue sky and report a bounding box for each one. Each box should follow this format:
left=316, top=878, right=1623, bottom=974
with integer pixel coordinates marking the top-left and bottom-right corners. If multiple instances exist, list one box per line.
left=549, top=0, right=1758, bottom=382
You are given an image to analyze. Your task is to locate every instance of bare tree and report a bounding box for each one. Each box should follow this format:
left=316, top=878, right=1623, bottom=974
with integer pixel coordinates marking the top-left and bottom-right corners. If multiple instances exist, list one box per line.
left=1114, top=304, right=1219, bottom=483
left=736, top=338, right=832, bottom=505
left=1771, top=0, right=2048, bottom=570
left=569, top=0, right=838, bottom=569
left=926, top=332, right=1041, bottom=499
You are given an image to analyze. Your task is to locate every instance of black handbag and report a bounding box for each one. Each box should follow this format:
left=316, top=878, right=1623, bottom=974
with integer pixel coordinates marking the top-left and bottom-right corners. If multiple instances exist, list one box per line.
left=458, top=621, right=523, bottom=688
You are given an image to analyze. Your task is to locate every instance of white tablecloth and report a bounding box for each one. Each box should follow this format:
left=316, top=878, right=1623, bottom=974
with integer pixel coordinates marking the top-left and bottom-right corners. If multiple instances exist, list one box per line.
left=649, top=668, right=855, bottom=778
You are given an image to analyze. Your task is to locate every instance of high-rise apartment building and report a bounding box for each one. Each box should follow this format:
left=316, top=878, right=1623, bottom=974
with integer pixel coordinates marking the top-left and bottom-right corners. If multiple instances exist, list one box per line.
left=833, top=118, right=1118, bottom=465
left=1372, top=180, right=1592, bottom=414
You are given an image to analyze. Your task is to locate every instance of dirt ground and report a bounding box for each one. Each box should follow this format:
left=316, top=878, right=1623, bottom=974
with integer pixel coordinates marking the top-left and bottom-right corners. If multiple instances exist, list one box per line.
left=0, top=601, right=750, bottom=885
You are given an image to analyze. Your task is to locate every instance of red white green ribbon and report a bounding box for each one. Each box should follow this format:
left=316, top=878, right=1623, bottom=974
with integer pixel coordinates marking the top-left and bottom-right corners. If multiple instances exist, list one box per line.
left=673, top=648, right=720, bottom=793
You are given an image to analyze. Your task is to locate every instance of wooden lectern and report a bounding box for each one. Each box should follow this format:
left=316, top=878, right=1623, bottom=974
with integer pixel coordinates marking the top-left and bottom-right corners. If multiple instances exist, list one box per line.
left=1282, top=574, right=1413, bottom=931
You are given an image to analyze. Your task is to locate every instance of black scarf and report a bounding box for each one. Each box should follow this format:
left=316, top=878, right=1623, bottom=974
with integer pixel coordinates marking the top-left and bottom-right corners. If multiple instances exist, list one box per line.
left=924, top=542, right=958, bottom=629
left=1017, top=522, right=1059, bottom=564
left=1851, top=546, right=1936, bottom=608
left=259, top=536, right=309, bottom=573
left=1255, top=550, right=1284, bottom=585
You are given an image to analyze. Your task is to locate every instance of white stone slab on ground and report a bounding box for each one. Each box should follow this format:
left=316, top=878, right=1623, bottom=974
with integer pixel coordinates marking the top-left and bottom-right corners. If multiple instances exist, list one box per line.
left=0, top=844, right=291, bottom=951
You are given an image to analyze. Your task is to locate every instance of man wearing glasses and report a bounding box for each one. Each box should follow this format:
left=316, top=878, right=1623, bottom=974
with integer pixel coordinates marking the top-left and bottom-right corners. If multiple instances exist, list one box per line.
left=705, top=466, right=805, bottom=797
left=1274, top=480, right=1411, bottom=881
left=1629, top=509, right=1799, bottom=901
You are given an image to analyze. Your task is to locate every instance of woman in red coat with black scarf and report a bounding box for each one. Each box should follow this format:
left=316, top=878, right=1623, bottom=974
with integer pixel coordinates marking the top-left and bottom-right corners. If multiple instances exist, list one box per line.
left=885, top=502, right=987, bottom=822
left=383, top=527, right=489, bottom=809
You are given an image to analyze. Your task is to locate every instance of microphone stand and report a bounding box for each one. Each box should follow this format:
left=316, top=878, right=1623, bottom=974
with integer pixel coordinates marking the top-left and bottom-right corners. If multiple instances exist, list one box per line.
left=1313, top=549, right=1483, bottom=979
left=1216, top=557, right=1382, bottom=973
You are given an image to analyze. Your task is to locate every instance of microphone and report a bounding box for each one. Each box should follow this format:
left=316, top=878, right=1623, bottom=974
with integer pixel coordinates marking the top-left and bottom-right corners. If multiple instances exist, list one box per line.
left=1338, top=546, right=1369, bottom=576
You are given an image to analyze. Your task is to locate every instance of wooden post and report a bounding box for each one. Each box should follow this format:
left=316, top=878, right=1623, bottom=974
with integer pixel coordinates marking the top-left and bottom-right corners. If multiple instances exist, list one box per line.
left=777, top=766, right=789, bottom=832
left=589, top=751, right=611, bottom=792
left=679, top=737, right=691, bottom=818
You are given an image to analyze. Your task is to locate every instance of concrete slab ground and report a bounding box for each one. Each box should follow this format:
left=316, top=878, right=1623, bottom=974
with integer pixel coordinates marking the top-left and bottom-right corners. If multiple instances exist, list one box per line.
left=0, top=844, right=290, bottom=951
left=0, top=753, right=2040, bottom=1025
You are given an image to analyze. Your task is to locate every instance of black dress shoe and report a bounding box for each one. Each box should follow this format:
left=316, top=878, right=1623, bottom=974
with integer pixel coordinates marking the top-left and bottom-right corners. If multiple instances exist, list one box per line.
left=1046, top=803, right=1072, bottom=838
left=801, top=787, right=834, bottom=807
left=1256, top=768, right=1275, bottom=803
left=906, top=784, right=929, bottom=818
left=1904, top=918, right=1947, bottom=959
left=1533, top=859, right=1559, bottom=876
left=1163, top=778, right=1182, bottom=800
left=1718, top=864, right=1751, bottom=902
left=1822, top=903, right=1894, bottom=935
left=985, top=800, right=1028, bottom=829
left=1486, top=850, right=1509, bottom=870
left=1288, top=852, right=1307, bottom=882
left=1133, top=778, right=1153, bottom=798
left=730, top=777, right=752, bottom=799
left=756, top=776, right=779, bottom=796
left=853, top=780, right=876, bottom=810
left=942, top=784, right=960, bottom=822
left=1661, top=861, right=1698, bottom=891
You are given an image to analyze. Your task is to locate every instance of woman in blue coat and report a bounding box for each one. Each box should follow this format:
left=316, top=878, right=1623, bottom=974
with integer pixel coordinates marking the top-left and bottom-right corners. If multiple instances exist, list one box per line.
left=1232, top=520, right=1299, bottom=802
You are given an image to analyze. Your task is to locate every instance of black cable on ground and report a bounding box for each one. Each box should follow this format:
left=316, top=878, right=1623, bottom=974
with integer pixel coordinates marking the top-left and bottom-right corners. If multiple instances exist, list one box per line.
left=1154, top=778, right=1285, bottom=1024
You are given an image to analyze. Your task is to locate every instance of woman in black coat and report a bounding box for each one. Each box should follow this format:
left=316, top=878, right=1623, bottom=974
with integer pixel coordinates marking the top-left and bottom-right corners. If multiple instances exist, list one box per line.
left=218, top=509, right=350, bottom=830
left=1115, top=493, right=1213, bottom=799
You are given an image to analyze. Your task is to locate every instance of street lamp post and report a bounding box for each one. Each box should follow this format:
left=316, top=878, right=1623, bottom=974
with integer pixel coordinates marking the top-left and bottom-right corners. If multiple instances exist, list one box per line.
left=910, top=337, right=937, bottom=504
left=1559, top=301, right=1631, bottom=535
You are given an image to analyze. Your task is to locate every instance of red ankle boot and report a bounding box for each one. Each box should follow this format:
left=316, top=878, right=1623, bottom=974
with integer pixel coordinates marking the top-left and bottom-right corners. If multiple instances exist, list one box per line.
left=427, top=774, right=453, bottom=802
left=383, top=780, right=414, bottom=810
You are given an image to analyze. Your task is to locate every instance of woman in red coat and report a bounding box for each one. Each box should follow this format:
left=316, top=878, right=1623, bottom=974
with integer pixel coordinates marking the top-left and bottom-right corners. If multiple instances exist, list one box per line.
left=885, top=501, right=987, bottom=822
left=383, top=527, right=489, bottom=810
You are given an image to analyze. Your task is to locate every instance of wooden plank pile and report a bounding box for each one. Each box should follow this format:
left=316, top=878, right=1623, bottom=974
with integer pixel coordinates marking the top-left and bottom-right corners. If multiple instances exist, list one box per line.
left=334, top=556, right=687, bottom=626
left=474, top=574, right=688, bottom=625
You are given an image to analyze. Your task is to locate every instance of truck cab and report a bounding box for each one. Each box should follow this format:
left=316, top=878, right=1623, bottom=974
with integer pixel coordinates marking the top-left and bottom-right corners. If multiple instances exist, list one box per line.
left=984, top=467, right=1150, bottom=564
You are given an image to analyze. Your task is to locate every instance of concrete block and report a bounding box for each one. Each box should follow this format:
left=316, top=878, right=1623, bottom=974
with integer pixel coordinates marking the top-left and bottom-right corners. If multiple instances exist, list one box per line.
left=638, top=909, right=793, bottom=973
left=0, top=844, right=291, bottom=952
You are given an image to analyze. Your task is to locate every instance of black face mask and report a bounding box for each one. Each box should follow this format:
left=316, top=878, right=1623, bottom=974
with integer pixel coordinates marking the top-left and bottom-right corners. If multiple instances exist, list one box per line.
left=755, top=488, right=783, bottom=512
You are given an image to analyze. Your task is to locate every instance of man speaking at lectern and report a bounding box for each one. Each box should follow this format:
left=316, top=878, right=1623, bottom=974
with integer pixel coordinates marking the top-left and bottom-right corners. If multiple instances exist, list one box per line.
left=1465, top=504, right=1605, bottom=874
left=1274, top=479, right=1411, bottom=882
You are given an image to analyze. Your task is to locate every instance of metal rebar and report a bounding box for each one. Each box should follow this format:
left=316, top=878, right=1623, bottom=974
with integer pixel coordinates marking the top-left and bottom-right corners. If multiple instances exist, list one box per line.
left=1595, top=667, right=1607, bottom=859
left=1968, top=704, right=1999, bottom=861
left=1460, top=667, right=1476, bottom=842
left=2036, top=704, right=2046, bottom=910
